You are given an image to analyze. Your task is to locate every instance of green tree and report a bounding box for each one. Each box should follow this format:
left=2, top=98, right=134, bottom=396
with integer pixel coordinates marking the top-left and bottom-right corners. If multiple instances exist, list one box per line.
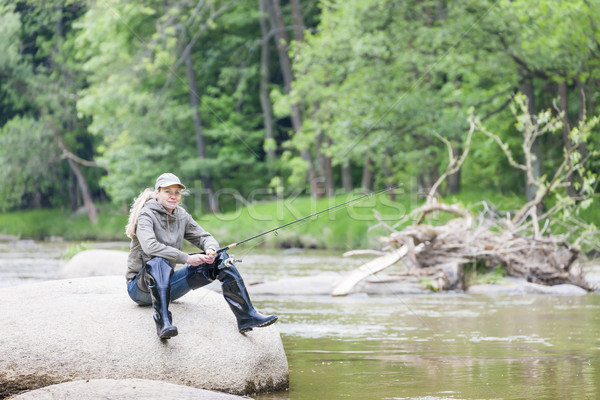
left=287, top=0, right=600, bottom=200
left=76, top=0, right=289, bottom=211
left=0, top=0, right=102, bottom=220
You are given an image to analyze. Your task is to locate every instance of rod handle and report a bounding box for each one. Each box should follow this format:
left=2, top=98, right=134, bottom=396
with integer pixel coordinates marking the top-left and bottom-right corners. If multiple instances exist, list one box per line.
left=217, top=243, right=238, bottom=253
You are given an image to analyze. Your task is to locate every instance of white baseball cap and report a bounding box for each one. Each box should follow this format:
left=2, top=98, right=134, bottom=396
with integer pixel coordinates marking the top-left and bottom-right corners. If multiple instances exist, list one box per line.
left=155, top=173, right=186, bottom=190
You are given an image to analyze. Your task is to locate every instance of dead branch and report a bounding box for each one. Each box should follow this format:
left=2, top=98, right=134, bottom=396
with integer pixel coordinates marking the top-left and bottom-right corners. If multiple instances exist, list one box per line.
left=414, top=203, right=471, bottom=226
left=427, top=118, right=475, bottom=201
left=475, top=119, right=527, bottom=171
left=60, top=149, right=105, bottom=169
left=333, top=96, right=599, bottom=296
left=343, top=250, right=388, bottom=257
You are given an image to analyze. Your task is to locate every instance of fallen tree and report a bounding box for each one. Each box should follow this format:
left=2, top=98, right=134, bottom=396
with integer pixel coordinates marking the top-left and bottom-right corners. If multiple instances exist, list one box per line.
left=333, top=95, right=599, bottom=296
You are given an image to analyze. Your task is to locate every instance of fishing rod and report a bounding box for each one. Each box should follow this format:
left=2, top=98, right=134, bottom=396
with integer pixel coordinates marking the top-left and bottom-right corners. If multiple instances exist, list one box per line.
left=217, top=184, right=400, bottom=253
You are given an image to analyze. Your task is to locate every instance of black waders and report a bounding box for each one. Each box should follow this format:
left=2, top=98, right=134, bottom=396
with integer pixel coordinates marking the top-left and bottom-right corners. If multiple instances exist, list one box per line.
left=186, top=252, right=278, bottom=333
left=145, top=258, right=179, bottom=339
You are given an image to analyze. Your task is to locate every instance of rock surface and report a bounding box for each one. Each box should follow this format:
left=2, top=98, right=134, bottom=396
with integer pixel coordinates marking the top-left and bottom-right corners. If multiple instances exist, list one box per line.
left=58, top=249, right=129, bottom=278
left=249, top=270, right=592, bottom=296
left=249, top=272, right=342, bottom=295
left=467, top=277, right=588, bottom=296
left=0, top=277, right=288, bottom=398
left=10, top=379, right=252, bottom=400
left=248, top=271, right=436, bottom=296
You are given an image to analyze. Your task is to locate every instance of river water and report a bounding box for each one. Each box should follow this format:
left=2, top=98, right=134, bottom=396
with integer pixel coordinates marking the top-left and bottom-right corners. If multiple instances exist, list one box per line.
left=2, top=241, right=599, bottom=400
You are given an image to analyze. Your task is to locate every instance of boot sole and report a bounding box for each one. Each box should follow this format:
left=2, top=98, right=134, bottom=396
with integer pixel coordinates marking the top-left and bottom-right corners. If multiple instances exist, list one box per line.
left=159, top=328, right=179, bottom=339
left=239, top=316, right=278, bottom=333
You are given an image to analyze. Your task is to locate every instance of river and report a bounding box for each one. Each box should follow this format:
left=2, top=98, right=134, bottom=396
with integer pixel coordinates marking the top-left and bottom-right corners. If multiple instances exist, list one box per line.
left=1, top=240, right=599, bottom=400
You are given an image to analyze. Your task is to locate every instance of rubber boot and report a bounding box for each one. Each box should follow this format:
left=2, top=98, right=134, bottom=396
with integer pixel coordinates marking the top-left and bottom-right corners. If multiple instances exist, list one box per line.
left=145, top=258, right=178, bottom=339
left=219, top=260, right=278, bottom=333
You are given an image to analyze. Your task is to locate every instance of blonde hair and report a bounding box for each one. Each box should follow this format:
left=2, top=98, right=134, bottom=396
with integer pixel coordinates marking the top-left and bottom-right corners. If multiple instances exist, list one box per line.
left=125, top=188, right=156, bottom=238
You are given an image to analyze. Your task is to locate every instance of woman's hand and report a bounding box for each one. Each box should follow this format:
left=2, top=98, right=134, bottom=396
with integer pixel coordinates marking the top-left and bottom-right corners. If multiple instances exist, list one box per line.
left=186, top=250, right=217, bottom=266
left=204, top=249, right=217, bottom=264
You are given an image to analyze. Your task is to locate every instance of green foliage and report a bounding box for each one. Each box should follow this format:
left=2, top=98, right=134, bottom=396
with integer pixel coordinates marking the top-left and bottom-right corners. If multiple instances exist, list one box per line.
left=286, top=0, right=600, bottom=196
left=197, top=190, right=414, bottom=250
left=0, top=0, right=599, bottom=244
left=464, top=262, right=507, bottom=286
left=64, top=240, right=95, bottom=260
left=419, top=278, right=439, bottom=292
left=74, top=0, right=279, bottom=206
left=0, top=208, right=128, bottom=241
left=0, top=0, right=102, bottom=213
left=0, top=116, right=62, bottom=210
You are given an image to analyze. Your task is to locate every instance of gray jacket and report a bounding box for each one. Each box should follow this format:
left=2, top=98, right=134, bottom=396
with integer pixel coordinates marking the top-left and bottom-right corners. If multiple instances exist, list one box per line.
left=126, top=199, right=219, bottom=281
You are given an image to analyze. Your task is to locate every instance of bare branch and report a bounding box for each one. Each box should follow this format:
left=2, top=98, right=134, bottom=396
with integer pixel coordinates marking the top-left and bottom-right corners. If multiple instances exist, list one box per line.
left=342, top=250, right=388, bottom=257
left=60, top=150, right=104, bottom=169
left=427, top=118, right=475, bottom=201
left=475, top=118, right=527, bottom=171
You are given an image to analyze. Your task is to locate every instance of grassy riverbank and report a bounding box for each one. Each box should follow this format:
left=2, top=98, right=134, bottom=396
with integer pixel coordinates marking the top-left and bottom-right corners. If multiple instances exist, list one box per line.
left=1, top=190, right=597, bottom=250
left=0, top=207, right=128, bottom=242
left=197, top=189, right=524, bottom=250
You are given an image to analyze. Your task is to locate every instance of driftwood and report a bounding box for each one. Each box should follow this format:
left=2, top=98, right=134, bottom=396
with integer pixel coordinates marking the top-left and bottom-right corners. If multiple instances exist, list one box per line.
left=332, top=247, right=408, bottom=296
left=332, top=100, right=599, bottom=296
left=387, top=205, right=589, bottom=288
left=332, top=203, right=592, bottom=296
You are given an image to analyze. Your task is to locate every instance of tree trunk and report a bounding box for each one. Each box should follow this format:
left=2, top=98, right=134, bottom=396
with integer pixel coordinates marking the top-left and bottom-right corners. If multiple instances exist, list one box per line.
left=268, top=0, right=294, bottom=94
left=290, top=0, right=305, bottom=41
left=258, top=0, right=276, bottom=167
left=68, top=158, right=98, bottom=223
left=268, top=0, right=318, bottom=196
left=184, top=50, right=219, bottom=213
left=290, top=0, right=325, bottom=196
left=323, top=137, right=335, bottom=197
left=382, top=154, right=396, bottom=201
left=522, top=78, right=540, bottom=203
left=361, top=158, right=373, bottom=193
left=314, top=134, right=334, bottom=197
left=342, top=161, right=353, bottom=192
left=52, top=3, right=98, bottom=223
left=558, top=81, right=577, bottom=197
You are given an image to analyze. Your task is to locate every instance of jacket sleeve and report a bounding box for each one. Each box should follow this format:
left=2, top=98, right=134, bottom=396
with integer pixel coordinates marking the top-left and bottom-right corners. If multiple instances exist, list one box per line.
left=136, top=212, right=189, bottom=265
left=183, top=214, right=220, bottom=252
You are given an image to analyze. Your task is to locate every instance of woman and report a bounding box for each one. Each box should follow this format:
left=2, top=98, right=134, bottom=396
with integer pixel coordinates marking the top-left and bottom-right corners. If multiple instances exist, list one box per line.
left=125, top=173, right=277, bottom=339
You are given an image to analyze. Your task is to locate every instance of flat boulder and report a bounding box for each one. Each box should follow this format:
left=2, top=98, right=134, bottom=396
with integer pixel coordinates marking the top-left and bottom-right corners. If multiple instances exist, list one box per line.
left=0, top=277, right=288, bottom=398
left=248, top=272, right=435, bottom=296
left=11, top=379, right=250, bottom=400
left=58, top=249, right=129, bottom=278
left=249, top=272, right=342, bottom=295
left=468, top=277, right=588, bottom=296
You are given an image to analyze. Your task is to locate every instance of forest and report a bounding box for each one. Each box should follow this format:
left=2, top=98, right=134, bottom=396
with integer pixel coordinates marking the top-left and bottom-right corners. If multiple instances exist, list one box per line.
left=0, top=0, right=599, bottom=235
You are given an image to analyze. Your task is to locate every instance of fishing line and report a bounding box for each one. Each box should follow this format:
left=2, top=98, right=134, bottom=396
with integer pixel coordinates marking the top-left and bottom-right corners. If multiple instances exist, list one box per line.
left=216, top=184, right=401, bottom=254
left=231, top=215, right=315, bottom=258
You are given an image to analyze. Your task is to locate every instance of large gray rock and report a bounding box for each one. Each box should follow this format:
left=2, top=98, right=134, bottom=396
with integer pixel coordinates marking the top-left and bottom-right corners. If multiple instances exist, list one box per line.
left=356, top=276, right=433, bottom=295
left=249, top=272, right=341, bottom=295
left=582, top=262, right=600, bottom=291
left=11, top=379, right=251, bottom=400
left=468, top=277, right=588, bottom=296
left=248, top=272, right=435, bottom=296
left=58, top=249, right=129, bottom=278
left=0, top=277, right=288, bottom=398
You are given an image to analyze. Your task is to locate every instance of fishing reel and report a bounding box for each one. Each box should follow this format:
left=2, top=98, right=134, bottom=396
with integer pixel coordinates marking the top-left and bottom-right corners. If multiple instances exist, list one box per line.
left=219, top=255, right=242, bottom=269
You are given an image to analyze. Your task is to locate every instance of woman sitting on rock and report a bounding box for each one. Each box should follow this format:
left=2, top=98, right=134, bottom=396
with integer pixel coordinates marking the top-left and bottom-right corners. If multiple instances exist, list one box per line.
left=125, top=173, right=277, bottom=339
